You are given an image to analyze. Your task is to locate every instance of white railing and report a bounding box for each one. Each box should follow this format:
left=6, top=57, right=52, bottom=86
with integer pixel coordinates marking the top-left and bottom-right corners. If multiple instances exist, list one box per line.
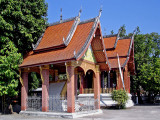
left=75, top=97, right=98, bottom=112
left=26, top=95, right=99, bottom=112
left=27, top=96, right=42, bottom=111
left=49, top=95, right=67, bottom=112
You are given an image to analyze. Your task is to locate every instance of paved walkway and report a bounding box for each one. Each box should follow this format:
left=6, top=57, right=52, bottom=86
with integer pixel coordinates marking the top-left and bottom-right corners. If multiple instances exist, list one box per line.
left=0, top=105, right=159, bottom=120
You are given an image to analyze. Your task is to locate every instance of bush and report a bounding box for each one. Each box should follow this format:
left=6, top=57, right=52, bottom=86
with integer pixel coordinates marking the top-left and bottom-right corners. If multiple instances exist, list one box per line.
left=111, top=89, right=129, bottom=109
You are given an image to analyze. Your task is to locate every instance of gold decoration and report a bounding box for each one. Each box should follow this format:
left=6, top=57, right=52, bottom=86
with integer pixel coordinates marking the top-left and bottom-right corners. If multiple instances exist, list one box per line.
left=39, top=66, right=44, bottom=84
left=19, top=69, right=24, bottom=86
left=95, top=65, right=100, bottom=73
left=66, top=66, right=70, bottom=83
left=82, top=45, right=96, bottom=63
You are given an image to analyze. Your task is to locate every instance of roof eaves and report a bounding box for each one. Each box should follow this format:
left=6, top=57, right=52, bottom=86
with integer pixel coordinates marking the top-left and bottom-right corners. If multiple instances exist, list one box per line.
left=20, top=58, right=75, bottom=68
left=64, top=16, right=80, bottom=46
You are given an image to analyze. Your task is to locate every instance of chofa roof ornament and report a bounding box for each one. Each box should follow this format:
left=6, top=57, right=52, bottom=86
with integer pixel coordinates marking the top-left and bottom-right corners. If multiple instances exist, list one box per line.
left=98, top=7, right=102, bottom=18
left=60, top=8, right=62, bottom=23
left=78, top=7, right=82, bottom=17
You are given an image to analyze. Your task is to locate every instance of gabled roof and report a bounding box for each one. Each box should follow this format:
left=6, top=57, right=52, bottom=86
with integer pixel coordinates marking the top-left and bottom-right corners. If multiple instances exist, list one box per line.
left=20, top=19, right=94, bottom=68
left=104, top=31, right=135, bottom=70
left=20, top=15, right=110, bottom=71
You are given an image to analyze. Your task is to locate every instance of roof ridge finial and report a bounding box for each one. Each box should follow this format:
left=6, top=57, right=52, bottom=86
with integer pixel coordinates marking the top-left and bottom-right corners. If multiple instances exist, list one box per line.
left=98, top=6, right=102, bottom=18
left=60, top=8, right=62, bottom=23
left=133, top=27, right=138, bottom=35
left=131, top=27, right=138, bottom=39
left=78, top=6, right=82, bottom=17
left=104, top=27, right=106, bottom=36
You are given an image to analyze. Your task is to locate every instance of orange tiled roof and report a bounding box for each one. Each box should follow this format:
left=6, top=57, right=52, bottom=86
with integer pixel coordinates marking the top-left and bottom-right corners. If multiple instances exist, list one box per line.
left=35, top=20, right=75, bottom=51
left=103, top=36, right=117, bottom=49
left=109, top=58, right=126, bottom=69
left=106, top=39, right=131, bottom=58
left=20, top=21, right=94, bottom=67
left=104, top=37, right=132, bottom=69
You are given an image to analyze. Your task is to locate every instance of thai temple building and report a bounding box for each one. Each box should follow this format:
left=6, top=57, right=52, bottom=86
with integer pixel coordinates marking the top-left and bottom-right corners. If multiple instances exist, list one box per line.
left=19, top=10, right=135, bottom=116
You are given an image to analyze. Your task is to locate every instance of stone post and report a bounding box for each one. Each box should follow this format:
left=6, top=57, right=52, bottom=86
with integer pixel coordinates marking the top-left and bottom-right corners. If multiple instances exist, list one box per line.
left=94, top=65, right=100, bottom=109
left=66, top=62, right=75, bottom=113
left=41, top=65, right=49, bottom=112
left=74, top=68, right=78, bottom=96
left=21, top=72, right=28, bottom=111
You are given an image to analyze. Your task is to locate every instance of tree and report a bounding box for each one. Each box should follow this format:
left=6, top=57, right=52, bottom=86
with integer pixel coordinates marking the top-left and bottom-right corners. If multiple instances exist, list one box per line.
left=119, top=24, right=126, bottom=37
left=0, top=0, right=48, bottom=54
left=0, top=0, right=48, bottom=112
left=0, top=40, right=22, bottom=113
left=134, top=33, right=160, bottom=98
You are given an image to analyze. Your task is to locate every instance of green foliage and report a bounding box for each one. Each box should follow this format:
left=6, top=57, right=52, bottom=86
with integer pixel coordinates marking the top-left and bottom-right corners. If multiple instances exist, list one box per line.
left=111, top=90, right=129, bottom=109
left=28, top=72, right=41, bottom=92
left=119, top=25, right=126, bottom=37
left=110, top=30, right=114, bottom=35
left=134, top=32, right=160, bottom=94
left=0, top=0, right=48, bottom=97
left=0, top=41, right=22, bottom=96
left=0, top=0, right=48, bottom=54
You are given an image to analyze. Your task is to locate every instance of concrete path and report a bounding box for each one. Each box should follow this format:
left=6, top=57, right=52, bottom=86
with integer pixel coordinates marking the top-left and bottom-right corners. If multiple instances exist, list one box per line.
left=0, top=105, right=159, bottom=120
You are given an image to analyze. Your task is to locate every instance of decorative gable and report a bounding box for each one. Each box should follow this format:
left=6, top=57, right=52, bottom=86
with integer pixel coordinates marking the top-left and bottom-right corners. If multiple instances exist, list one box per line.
left=82, top=44, right=96, bottom=63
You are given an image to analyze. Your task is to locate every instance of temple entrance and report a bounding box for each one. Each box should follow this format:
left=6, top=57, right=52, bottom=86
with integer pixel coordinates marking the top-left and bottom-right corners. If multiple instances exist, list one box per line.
left=74, top=66, right=85, bottom=95
left=86, top=70, right=94, bottom=88
left=82, top=70, right=95, bottom=94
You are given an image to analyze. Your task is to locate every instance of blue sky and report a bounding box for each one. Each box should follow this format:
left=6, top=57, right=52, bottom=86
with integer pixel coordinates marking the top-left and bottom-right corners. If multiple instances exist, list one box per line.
left=45, top=0, right=160, bottom=35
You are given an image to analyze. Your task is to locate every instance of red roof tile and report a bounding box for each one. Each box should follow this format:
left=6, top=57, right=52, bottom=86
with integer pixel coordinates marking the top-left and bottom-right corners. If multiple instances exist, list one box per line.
left=35, top=20, right=75, bottom=51
left=109, top=58, right=126, bottom=69
left=104, top=36, right=117, bottom=49
left=104, top=37, right=131, bottom=69
left=20, top=21, right=94, bottom=67
left=106, top=39, right=131, bottom=58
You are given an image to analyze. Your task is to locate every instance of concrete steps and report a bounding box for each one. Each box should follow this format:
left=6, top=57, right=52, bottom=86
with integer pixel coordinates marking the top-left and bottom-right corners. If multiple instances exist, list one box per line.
left=78, top=93, right=134, bottom=108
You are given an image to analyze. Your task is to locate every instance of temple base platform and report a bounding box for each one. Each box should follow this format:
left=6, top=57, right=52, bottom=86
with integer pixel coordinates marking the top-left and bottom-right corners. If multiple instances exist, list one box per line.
left=78, top=93, right=134, bottom=108
left=20, top=109, right=103, bottom=119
